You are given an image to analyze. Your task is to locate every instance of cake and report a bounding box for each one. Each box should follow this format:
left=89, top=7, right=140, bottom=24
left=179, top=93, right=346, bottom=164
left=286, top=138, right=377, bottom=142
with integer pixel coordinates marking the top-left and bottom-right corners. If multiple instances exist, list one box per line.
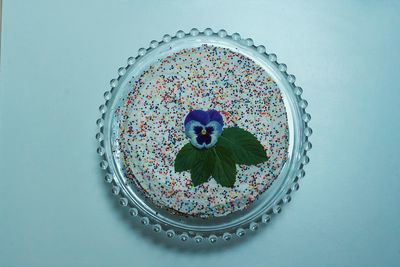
left=111, top=44, right=289, bottom=218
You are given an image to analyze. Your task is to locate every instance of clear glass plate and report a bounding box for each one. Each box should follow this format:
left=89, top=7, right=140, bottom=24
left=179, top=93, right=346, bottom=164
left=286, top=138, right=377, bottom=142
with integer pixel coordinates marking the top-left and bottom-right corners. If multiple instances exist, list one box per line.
left=96, top=28, right=312, bottom=243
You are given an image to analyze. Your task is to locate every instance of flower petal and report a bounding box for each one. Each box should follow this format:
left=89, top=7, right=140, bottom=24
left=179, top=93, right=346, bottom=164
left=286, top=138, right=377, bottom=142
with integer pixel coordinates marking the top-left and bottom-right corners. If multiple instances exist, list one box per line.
left=184, top=110, right=209, bottom=126
left=196, top=133, right=212, bottom=145
left=207, top=109, right=224, bottom=127
left=205, top=126, right=214, bottom=135
left=193, top=126, right=203, bottom=135
left=204, top=121, right=223, bottom=148
left=206, top=121, right=223, bottom=136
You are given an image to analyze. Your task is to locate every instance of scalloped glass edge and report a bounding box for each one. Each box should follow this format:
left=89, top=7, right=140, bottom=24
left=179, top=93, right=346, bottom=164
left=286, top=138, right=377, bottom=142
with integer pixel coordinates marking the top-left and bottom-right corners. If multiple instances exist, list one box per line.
left=95, top=28, right=312, bottom=244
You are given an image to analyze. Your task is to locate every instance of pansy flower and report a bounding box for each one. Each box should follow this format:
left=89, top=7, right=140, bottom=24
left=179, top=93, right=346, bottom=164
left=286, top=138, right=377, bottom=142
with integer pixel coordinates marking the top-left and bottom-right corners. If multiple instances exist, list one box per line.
left=184, top=110, right=224, bottom=149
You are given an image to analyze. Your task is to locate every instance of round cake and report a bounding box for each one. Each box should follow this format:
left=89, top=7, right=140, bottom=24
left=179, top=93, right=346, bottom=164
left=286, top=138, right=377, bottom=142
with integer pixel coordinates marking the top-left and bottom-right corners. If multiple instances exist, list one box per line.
left=112, top=44, right=289, bottom=217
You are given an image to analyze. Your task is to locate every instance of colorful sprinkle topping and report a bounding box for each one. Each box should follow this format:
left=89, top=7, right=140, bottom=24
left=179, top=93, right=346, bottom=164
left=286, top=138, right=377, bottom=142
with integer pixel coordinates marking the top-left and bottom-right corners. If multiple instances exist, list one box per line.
left=112, top=45, right=289, bottom=217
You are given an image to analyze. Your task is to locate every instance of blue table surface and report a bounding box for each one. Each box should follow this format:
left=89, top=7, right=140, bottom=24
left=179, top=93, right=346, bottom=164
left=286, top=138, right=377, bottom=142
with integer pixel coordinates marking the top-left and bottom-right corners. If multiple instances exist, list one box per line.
left=1, top=1, right=399, bottom=266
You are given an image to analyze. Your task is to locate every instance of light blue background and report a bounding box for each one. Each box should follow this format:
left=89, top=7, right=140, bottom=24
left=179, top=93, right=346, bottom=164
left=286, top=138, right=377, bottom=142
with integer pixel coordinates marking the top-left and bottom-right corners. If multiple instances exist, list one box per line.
left=1, top=0, right=400, bottom=266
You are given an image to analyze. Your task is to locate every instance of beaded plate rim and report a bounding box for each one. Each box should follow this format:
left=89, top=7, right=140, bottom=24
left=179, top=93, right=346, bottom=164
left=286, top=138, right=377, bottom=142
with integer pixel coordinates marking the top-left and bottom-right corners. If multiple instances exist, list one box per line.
left=96, top=28, right=312, bottom=244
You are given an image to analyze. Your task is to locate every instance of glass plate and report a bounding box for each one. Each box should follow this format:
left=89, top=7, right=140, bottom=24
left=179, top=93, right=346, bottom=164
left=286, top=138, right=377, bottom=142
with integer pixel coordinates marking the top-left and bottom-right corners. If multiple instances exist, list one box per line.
left=96, top=28, right=312, bottom=243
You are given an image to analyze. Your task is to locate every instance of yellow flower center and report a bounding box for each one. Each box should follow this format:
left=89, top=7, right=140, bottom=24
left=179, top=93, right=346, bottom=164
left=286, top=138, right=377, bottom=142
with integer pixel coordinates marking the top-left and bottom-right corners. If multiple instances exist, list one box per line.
left=201, top=129, right=207, bottom=135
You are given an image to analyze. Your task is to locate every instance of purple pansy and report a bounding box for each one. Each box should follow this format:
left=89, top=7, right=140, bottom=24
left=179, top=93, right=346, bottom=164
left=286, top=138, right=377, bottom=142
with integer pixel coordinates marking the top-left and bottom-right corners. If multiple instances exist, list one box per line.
left=184, top=110, right=224, bottom=149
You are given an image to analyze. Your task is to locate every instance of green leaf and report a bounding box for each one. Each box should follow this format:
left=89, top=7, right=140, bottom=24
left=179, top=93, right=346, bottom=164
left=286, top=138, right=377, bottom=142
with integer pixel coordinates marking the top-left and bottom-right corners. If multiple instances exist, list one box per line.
left=190, top=149, right=215, bottom=186
left=211, top=146, right=237, bottom=188
left=175, top=126, right=267, bottom=188
left=175, top=144, right=215, bottom=186
left=174, top=143, right=200, bottom=172
left=217, top=127, right=268, bottom=165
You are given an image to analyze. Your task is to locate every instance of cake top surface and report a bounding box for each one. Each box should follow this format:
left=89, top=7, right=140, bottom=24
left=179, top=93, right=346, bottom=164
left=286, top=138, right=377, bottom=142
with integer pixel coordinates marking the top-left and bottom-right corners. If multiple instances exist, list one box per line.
left=112, top=45, right=289, bottom=217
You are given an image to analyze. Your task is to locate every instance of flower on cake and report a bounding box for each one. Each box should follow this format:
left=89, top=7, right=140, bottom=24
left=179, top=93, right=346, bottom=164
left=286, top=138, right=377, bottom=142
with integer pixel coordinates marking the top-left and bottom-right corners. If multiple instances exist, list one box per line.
left=184, top=109, right=224, bottom=149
